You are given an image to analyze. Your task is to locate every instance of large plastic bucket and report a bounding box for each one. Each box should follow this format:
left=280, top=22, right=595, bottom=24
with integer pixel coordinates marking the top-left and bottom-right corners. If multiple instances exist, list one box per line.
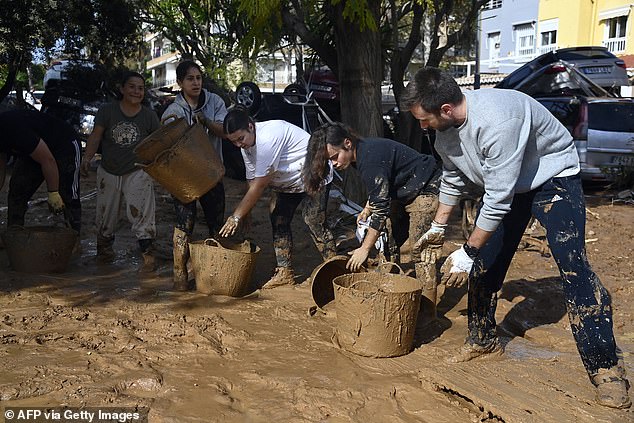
left=310, top=255, right=366, bottom=312
left=134, top=116, right=189, bottom=163
left=189, top=238, right=260, bottom=296
left=1, top=226, right=78, bottom=273
left=333, top=272, right=422, bottom=358
left=140, top=123, right=225, bottom=203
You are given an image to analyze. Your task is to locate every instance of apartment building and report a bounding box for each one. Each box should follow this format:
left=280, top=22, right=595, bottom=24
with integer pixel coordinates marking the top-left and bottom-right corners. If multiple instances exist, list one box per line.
left=479, top=0, right=633, bottom=76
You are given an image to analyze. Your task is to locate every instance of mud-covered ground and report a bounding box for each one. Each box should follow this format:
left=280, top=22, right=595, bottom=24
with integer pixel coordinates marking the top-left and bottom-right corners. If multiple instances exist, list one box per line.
left=0, top=168, right=632, bottom=423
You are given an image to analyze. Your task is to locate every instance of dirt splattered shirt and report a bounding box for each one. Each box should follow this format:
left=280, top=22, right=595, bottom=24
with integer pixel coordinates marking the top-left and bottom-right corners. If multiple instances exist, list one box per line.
left=94, top=102, right=160, bottom=175
left=356, top=137, right=439, bottom=231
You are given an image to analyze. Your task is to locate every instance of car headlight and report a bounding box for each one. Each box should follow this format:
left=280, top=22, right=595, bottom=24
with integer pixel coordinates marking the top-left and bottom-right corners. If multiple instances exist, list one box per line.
left=78, top=114, right=96, bottom=135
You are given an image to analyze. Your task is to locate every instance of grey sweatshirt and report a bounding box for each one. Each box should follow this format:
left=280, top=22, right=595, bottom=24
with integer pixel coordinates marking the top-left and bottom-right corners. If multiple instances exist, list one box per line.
left=161, top=88, right=227, bottom=162
left=435, top=89, right=579, bottom=232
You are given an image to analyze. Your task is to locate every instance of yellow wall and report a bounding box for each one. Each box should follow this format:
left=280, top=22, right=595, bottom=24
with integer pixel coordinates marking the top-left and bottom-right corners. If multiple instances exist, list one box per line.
left=538, top=0, right=633, bottom=54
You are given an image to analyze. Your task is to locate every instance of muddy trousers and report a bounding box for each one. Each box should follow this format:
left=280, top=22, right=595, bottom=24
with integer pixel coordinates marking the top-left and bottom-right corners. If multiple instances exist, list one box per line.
left=270, top=186, right=336, bottom=268
left=404, top=194, right=439, bottom=320
left=8, top=140, right=82, bottom=233
left=173, top=182, right=225, bottom=237
left=467, top=174, right=619, bottom=377
left=95, top=167, right=156, bottom=244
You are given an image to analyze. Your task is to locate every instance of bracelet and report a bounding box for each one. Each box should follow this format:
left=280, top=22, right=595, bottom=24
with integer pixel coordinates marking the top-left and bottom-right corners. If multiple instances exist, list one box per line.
left=230, top=215, right=240, bottom=224
left=463, top=243, right=480, bottom=259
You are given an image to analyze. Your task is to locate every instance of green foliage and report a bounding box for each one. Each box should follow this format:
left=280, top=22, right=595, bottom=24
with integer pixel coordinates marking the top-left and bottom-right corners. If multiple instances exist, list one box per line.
left=331, top=0, right=378, bottom=31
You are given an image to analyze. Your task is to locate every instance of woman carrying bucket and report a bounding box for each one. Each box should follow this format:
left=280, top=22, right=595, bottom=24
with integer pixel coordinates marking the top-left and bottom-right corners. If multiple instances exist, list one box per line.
left=219, top=107, right=336, bottom=289
left=303, top=122, right=442, bottom=318
left=161, top=61, right=228, bottom=291
left=81, top=71, right=160, bottom=272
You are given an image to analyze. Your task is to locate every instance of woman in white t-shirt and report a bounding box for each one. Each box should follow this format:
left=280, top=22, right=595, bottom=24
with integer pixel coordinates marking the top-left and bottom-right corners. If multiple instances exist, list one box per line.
left=219, top=107, right=335, bottom=288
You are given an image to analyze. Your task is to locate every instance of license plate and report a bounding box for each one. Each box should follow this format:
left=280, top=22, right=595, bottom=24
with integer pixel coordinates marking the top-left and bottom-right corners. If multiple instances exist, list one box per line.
left=582, top=66, right=611, bottom=74
left=611, top=155, right=634, bottom=166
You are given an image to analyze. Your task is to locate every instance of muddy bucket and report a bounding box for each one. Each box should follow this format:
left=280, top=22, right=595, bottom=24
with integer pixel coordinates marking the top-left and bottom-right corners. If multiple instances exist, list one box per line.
left=189, top=238, right=260, bottom=296
left=1, top=226, right=78, bottom=273
left=310, top=255, right=366, bottom=312
left=139, top=123, right=225, bottom=204
left=134, top=115, right=189, bottom=163
left=333, top=273, right=422, bottom=358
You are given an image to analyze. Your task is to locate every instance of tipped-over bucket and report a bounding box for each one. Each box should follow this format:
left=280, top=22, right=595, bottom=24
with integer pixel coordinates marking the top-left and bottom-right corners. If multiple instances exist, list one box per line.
left=139, top=123, right=225, bottom=203
left=333, top=272, right=422, bottom=358
left=134, top=116, right=189, bottom=163
left=1, top=226, right=78, bottom=273
left=310, top=255, right=366, bottom=312
left=189, top=238, right=260, bottom=296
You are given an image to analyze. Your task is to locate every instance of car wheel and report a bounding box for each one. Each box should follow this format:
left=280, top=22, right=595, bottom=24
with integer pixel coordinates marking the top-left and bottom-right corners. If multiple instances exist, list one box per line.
left=235, top=81, right=261, bottom=113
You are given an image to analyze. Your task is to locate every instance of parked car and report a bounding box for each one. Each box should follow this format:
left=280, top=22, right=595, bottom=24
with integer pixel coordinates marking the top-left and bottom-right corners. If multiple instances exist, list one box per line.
left=499, top=60, right=634, bottom=182
left=496, top=46, right=629, bottom=95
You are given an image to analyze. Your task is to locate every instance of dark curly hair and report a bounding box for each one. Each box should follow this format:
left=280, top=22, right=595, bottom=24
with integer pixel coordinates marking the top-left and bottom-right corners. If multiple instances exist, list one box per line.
left=400, top=67, right=463, bottom=114
left=302, top=122, right=359, bottom=195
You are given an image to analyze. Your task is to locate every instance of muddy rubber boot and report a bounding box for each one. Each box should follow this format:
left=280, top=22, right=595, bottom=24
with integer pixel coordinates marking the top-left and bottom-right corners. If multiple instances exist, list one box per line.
left=138, top=239, right=156, bottom=273
left=96, top=235, right=115, bottom=263
left=262, top=267, right=295, bottom=289
left=172, top=228, right=190, bottom=291
left=592, top=365, right=632, bottom=409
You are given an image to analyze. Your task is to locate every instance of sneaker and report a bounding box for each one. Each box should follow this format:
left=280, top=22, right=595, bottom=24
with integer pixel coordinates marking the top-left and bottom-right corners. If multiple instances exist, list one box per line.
left=592, top=366, right=631, bottom=409
left=262, top=267, right=295, bottom=289
left=447, top=339, right=503, bottom=363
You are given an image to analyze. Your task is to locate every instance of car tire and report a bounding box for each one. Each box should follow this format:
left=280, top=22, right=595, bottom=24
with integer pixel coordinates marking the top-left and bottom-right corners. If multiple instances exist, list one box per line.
left=235, top=81, right=261, bottom=114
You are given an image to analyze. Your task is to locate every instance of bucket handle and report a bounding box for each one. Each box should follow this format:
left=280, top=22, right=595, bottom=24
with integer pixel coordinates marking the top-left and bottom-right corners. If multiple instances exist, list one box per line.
left=135, top=144, right=176, bottom=168
left=160, top=114, right=180, bottom=125
left=203, top=238, right=224, bottom=248
left=376, top=261, right=404, bottom=275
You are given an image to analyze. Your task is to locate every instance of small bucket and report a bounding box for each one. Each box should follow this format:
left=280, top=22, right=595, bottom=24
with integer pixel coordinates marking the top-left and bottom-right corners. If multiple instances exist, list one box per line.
left=140, top=123, right=225, bottom=203
left=310, top=255, right=366, bottom=312
left=333, top=272, right=422, bottom=358
left=1, top=226, right=78, bottom=273
left=134, top=115, right=189, bottom=163
left=189, top=238, right=260, bottom=296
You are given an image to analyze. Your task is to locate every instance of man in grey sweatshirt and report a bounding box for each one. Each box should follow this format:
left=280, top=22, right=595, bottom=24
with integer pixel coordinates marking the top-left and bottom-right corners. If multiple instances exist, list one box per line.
left=401, top=67, right=630, bottom=409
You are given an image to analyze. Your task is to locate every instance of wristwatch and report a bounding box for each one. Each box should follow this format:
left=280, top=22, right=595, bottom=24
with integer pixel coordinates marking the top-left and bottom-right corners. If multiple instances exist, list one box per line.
left=230, top=215, right=240, bottom=224
left=463, top=243, right=480, bottom=259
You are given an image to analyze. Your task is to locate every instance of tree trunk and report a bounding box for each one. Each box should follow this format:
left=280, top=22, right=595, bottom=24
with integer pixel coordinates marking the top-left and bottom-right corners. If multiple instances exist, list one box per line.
left=333, top=1, right=382, bottom=138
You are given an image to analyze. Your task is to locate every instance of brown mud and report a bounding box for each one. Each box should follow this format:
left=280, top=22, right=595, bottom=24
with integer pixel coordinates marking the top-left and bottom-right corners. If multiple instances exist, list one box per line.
left=0, top=170, right=632, bottom=422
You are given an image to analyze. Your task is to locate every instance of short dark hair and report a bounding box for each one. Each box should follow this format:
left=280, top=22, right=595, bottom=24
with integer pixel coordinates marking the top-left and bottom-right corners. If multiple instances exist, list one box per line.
left=121, top=71, right=144, bottom=86
left=176, top=61, right=202, bottom=82
left=302, top=122, right=359, bottom=195
left=223, top=106, right=253, bottom=134
left=400, top=67, right=463, bottom=114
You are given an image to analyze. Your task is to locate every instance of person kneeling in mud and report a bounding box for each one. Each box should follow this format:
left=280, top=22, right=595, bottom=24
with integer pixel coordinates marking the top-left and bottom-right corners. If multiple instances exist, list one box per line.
left=302, top=122, right=442, bottom=316
left=219, top=107, right=336, bottom=289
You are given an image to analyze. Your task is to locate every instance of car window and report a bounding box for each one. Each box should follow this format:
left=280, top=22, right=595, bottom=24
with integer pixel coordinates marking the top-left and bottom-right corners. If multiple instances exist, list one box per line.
left=588, top=102, right=634, bottom=132
left=557, top=50, right=614, bottom=60
left=538, top=99, right=580, bottom=133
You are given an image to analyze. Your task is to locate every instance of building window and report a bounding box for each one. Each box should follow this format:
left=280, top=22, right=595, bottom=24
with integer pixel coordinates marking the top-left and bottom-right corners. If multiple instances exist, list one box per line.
left=514, top=22, right=535, bottom=59
left=483, top=0, right=502, bottom=10
left=603, top=15, right=627, bottom=52
left=540, top=30, right=557, bottom=53
left=487, top=32, right=501, bottom=68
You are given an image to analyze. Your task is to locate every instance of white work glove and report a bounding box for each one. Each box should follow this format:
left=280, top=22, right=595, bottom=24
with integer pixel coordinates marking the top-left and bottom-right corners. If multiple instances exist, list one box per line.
left=441, top=245, right=475, bottom=287
left=413, top=221, right=446, bottom=263
left=47, top=191, right=65, bottom=214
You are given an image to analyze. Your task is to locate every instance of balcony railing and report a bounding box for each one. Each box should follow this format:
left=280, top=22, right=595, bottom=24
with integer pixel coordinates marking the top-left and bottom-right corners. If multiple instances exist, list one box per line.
left=539, top=44, right=557, bottom=54
left=603, top=37, right=626, bottom=53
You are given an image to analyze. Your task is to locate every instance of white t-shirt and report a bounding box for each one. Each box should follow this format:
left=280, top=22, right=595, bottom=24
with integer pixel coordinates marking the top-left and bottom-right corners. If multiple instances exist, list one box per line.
left=241, top=120, right=310, bottom=193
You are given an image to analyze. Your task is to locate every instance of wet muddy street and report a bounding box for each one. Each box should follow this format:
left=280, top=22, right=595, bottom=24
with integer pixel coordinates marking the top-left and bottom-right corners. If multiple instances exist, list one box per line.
left=0, top=171, right=632, bottom=422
